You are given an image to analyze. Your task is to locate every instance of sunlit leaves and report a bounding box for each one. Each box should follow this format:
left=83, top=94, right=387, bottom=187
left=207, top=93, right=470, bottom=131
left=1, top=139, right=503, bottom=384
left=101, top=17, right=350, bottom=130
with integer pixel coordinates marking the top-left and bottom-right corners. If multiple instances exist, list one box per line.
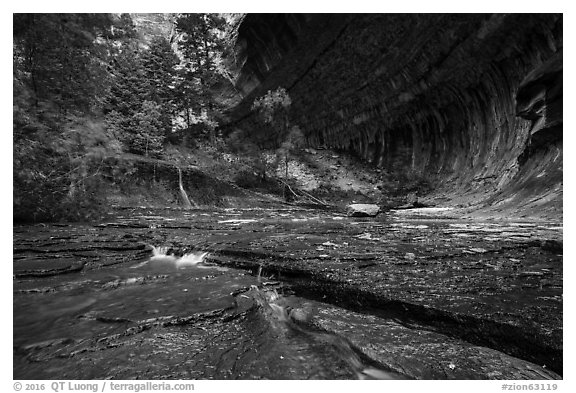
left=252, top=87, right=292, bottom=124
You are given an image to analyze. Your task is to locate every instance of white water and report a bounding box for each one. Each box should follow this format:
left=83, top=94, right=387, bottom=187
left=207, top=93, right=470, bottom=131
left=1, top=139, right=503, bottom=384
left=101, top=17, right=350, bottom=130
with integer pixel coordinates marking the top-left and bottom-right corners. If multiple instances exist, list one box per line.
left=176, top=251, right=210, bottom=267
left=132, top=246, right=209, bottom=269
left=177, top=167, right=196, bottom=208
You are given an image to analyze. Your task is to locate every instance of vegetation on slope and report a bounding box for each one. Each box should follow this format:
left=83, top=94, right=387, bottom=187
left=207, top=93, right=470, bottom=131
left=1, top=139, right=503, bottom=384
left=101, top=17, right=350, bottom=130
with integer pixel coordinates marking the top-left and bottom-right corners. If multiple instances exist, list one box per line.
left=13, top=13, right=233, bottom=222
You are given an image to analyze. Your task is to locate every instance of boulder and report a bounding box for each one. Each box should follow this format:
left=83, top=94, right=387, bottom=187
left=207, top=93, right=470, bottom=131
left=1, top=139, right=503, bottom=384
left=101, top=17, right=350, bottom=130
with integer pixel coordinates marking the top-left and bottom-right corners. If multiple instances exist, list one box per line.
left=346, top=204, right=381, bottom=217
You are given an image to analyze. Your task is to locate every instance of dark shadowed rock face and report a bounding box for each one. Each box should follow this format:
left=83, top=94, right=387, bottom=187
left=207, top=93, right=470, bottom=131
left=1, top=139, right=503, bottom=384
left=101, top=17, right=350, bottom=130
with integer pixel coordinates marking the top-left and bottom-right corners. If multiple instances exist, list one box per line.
left=225, top=14, right=563, bottom=220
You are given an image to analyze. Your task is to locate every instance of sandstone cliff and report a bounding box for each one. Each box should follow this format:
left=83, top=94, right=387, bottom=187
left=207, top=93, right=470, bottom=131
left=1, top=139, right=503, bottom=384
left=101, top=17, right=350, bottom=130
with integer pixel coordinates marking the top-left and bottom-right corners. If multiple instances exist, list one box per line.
left=224, top=14, right=563, bottom=220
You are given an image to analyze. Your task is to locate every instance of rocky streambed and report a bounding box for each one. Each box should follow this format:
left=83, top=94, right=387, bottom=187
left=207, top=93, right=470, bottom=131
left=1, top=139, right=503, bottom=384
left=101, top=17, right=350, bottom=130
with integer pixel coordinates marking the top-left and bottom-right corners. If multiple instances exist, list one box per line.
left=13, top=206, right=562, bottom=379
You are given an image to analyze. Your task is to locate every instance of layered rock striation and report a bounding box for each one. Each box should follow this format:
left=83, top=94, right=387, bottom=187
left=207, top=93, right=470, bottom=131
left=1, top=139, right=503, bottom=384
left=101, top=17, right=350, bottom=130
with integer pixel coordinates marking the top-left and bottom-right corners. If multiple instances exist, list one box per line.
left=224, top=14, right=563, bottom=220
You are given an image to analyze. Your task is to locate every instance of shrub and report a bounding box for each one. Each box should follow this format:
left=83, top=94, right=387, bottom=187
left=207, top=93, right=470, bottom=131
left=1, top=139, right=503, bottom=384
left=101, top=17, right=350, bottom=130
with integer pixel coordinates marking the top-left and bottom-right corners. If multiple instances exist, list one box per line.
left=14, top=115, right=120, bottom=223
left=251, top=87, right=292, bottom=148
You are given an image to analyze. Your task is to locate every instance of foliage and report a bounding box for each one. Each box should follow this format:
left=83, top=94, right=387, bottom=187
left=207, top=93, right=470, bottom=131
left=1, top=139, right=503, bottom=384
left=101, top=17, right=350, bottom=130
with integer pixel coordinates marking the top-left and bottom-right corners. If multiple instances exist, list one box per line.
left=13, top=14, right=116, bottom=113
left=226, top=129, right=273, bottom=181
left=175, top=14, right=226, bottom=89
left=104, top=38, right=176, bottom=155
left=250, top=87, right=306, bottom=200
left=105, top=14, right=229, bottom=150
left=276, top=126, right=305, bottom=176
left=12, top=13, right=237, bottom=221
left=13, top=100, right=121, bottom=222
left=231, top=170, right=283, bottom=198
left=140, top=36, right=179, bottom=134
left=13, top=14, right=127, bottom=222
left=252, top=87, right=292, bottom=123
left=105, top=50, right=146, bottom=116
left=251, top=87, right=292, bottom=149
left=228, top=88, right=296, bottom=179
left=130, top=101, right=166, bottom=156
left=113, top=13, right=138, bottom=41
left=174, top=13, right=228, bottom=130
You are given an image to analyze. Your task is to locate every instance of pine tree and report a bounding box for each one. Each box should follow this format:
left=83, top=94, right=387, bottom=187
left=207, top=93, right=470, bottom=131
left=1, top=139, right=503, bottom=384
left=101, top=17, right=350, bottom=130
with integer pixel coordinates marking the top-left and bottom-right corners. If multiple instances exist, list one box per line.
left=174, top=13, right=227, bottom=127
left=13, top=13, right=127, bottom=222
left=13, top=14, right=115, bottom=114
left=104, top=36, right=177, bottom=155
left=132, top=101, right=165, bottom=156
left=104, top=51, right=147, bottom=154
left=141, top=36, right=179, bottom=137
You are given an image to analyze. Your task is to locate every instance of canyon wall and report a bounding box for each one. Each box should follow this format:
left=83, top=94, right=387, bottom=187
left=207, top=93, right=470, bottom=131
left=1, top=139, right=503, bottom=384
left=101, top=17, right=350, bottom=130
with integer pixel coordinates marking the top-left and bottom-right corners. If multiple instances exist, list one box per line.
left=224, top=14, right=563, bottom=220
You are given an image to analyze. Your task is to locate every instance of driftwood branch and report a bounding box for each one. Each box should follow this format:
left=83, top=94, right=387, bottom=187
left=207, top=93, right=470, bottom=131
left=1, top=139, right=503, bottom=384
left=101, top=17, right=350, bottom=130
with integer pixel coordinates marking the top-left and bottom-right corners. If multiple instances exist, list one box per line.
left=279, top=178, right=299, bottom=199
left=277, top=179, right=329, bottom=206
left=298, top=188, right=329, bottom=206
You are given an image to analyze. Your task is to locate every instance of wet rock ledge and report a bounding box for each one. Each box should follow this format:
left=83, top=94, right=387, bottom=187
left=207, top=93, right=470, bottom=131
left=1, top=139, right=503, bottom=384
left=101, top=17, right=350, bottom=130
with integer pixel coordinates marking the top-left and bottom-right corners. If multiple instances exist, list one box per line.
left=13, top=206, right=563, bottom=378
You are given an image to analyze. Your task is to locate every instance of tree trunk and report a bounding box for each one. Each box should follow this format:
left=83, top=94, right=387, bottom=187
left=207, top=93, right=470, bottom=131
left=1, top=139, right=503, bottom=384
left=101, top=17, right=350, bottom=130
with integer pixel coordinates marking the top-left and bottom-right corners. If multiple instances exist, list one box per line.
left=284, top=153, right=289, bottom=201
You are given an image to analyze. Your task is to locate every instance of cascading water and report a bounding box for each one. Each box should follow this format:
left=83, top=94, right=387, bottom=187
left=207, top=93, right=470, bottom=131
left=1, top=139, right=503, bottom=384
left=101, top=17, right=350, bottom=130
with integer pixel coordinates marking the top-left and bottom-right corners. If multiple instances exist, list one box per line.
left=132, top=245, right=210, bottom=268
left=250, top=287, right=405, bottom=380
left=177, top=167, right=197, bottom=208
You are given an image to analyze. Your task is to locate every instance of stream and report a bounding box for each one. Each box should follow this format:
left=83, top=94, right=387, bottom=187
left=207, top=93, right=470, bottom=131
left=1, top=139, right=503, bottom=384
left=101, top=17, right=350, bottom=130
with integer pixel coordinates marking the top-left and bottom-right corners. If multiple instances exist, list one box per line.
left=13, top=207, right=562, bottom=380
left=14, top=250, right=398, bottom=379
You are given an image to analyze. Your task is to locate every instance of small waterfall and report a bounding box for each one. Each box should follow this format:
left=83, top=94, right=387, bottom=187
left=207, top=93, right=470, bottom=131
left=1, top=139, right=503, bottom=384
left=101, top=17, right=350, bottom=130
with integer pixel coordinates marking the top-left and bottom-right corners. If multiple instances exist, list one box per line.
left=133, top=246, right=210, bottom=269
left=150, top=246, right=177, bottom=262
left=256, top=265, right=263, bottom=281
left=176, top=251, right=209, bottom=267
left=177, top=167, right=197, bottom=208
